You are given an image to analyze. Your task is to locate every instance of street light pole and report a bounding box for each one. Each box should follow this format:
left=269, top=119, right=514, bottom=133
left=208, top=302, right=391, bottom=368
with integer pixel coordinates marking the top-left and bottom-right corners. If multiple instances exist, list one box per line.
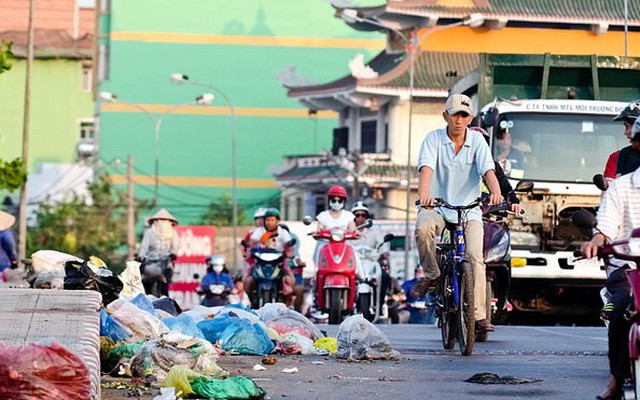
left=169, top=74, right=240, bottom=271
left=99, top=92, right=213, bottom=206
left=341, top=10, right=484, bottom=279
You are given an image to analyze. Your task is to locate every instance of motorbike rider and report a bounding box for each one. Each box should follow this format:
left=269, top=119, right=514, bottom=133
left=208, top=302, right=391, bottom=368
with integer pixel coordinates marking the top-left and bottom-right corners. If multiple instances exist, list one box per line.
left=137, top=208, right=180, bottom=297
left=617, top=117, right=640, bottom=176
left=241, top=208, right=267, bottom=273
left=279, top=223, right=306, bottom=286
left=199, top=255, right=236, bottom=307
left=413, top=94, right=503, bottom=334
left=316, top=186, right=356, bottom=231
left=402, top=265, right=436, bottom=324
left=581, top=165, right=640, bottom=400
left=380, top=256, right=404, bottom=324
left=604, top=100, right=640, bottom=180
left=246, top=208, right=304, bottom=312
left=351, top=200, right=389, bottom=318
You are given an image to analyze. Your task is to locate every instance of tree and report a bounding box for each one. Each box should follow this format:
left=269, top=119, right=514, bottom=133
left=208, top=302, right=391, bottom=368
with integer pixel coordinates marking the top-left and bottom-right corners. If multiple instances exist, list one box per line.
left=200, top=193, right=250, bottom=226
left=27, top=174, right=129, bottom=264
left=0, top=41, right=13, bottom=74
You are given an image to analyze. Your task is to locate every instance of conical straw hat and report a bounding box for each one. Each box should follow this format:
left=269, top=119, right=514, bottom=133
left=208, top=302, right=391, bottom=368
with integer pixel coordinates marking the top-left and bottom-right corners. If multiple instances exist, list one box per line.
left=0, top=211, right=16, bottom=231
left=145, top=208, right=178, bottom=226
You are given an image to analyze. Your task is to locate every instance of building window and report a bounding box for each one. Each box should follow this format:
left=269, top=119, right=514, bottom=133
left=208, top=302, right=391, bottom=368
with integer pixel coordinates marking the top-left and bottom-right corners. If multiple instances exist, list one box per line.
left=79, top=120, right=95, bottom=139
left=360, top=120, right=377, bottom=153
left=81, top=63, right=92, bottom=92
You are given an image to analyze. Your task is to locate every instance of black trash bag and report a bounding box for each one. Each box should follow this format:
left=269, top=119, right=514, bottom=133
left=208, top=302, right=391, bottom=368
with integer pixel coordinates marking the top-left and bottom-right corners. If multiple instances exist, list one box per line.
left=152, top=297, right=182, bottom=317
left=64, top=260, right=123, bottom=305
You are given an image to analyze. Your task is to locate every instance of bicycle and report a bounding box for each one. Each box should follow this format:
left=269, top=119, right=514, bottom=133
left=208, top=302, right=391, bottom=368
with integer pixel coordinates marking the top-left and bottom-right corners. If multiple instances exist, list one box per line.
left=416, top=197, right=483, bottom=356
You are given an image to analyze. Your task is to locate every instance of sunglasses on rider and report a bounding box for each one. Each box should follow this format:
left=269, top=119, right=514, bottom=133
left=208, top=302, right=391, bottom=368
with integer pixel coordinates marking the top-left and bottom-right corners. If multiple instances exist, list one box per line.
left=354, top=213, right=368, bottom=218
left=329, top=197, right=344, bottom=204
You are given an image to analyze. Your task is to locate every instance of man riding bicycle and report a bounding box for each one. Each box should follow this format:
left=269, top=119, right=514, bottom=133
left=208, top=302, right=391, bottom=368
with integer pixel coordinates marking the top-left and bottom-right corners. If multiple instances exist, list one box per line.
left=413, top=94, right=502, bottom=334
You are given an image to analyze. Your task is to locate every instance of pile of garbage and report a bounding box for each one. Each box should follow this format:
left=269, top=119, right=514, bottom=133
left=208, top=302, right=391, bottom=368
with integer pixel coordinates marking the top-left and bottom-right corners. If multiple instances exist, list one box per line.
left=24, top=251, right=400, bottom=399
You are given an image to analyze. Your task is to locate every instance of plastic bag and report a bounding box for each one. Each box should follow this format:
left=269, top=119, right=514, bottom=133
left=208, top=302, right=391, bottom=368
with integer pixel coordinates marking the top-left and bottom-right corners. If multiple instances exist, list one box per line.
left=33, top=271, right=65, bottom=289
left=197, top=314, right=235, bottom=344
left=219, top=317, right=275, bottom=355
left=0, top=340, right=91, bottom=400
left=313, top=337, right=337, bottom=355
left=30, top=250, right=81, bottom=274
left=258, top=303, right=323, bottom=340
left=119, top=260, right=145, bottom=298
left=191, top=376, right=266, bottom=400
left=164, top=314, right=205, bottom=339
left=162, top=365, right=204, bottom=396
left=131, top=293, right=158, bottom=317
left=153, top=297, right=182, bottom=317
left=104, top=341, right=144, bottom=375
left=336, top=315, right=400, bottom=361
left=100, top=308, right=132, bottom=342
left=64, top=259, right=123, bottom=305
left=131, top=334, right=226, bottom=381
left=183, top=305, right=221, bottom=323
left=153, top=387, right=177, bottom=400
left=107, top=298, right=169, bottom=339
left=276, top=332, right=314, bottom=355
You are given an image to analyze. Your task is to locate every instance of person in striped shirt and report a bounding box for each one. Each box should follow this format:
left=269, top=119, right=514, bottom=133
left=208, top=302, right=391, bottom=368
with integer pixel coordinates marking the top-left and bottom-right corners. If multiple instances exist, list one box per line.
left=581, top=165, right=640, bottom=400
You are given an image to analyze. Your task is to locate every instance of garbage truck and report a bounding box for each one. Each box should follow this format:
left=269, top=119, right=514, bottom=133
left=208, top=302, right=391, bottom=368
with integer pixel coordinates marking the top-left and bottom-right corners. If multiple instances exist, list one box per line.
left=454, top=53, right=640, bottom=319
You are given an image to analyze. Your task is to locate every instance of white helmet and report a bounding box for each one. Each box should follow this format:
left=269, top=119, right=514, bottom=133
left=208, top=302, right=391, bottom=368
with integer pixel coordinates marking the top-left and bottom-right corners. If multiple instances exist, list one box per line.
left=207, top=255, right=225, bottom=266
left=351, top=201, right=370, bottom=215
left=253, top=208, right=267, bottom=219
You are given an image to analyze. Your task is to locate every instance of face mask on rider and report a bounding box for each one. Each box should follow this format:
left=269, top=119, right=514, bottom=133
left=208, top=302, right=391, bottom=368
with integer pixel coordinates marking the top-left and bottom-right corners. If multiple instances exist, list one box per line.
left=213, top=265, right=224, bottom=274
left=329, top=197, right=344, bottom=211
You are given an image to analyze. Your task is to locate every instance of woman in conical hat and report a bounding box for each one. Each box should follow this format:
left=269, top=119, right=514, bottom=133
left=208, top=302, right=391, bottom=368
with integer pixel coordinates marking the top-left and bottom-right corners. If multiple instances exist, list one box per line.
left=0, top=211, right=18, bottom=271
left=138, top=209, right=180, bottom=297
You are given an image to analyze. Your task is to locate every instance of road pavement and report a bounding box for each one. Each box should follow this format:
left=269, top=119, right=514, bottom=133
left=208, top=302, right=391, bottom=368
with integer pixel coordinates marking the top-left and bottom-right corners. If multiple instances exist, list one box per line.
left=103, top=324, right=610, bottom=400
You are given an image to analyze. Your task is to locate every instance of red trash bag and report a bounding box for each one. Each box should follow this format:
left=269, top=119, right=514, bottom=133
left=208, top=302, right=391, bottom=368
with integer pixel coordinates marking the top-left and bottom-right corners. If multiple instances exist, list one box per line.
left=0, top=340, right=91, bottom=400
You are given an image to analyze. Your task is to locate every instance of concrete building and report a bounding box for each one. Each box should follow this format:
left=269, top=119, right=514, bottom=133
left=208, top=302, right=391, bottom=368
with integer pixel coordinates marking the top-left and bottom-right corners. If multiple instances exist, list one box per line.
left=95, top=0, right=386, bottom=224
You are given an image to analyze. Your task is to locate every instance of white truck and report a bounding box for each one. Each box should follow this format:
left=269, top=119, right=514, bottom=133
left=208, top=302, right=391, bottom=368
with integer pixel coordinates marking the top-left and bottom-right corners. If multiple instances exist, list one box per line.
left=480, top=98, right=628, bottom=318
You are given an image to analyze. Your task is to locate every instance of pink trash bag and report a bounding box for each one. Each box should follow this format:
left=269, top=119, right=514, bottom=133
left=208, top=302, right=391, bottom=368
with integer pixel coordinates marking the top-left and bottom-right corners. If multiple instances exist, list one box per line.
left=0, top=340, right=91, bottom=400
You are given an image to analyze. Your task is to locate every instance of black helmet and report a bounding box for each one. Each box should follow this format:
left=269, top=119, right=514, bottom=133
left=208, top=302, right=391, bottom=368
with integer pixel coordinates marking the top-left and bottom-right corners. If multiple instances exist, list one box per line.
left=613, top=100, right=640, bottom=121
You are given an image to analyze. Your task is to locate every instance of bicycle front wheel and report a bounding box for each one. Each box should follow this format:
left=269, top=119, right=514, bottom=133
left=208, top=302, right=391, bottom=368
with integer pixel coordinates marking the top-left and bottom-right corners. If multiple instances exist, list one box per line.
left=457, top=261, right=475, bottom=356
left=439, top=270, right=456, bottom=350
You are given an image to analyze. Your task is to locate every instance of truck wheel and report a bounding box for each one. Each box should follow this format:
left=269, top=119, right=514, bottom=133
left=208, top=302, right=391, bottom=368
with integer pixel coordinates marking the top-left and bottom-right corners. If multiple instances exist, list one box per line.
left=328, top=289, right=342, bottom=325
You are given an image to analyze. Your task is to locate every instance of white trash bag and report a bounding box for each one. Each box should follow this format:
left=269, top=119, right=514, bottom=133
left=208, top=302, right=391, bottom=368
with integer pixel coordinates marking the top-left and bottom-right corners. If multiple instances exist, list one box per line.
left=336, top=315, right=400, bottom=361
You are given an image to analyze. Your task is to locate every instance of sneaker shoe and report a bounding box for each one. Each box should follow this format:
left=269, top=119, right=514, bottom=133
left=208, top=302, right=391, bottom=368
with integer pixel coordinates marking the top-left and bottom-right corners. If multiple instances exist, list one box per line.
left=475, top=318, right=495, bottom=332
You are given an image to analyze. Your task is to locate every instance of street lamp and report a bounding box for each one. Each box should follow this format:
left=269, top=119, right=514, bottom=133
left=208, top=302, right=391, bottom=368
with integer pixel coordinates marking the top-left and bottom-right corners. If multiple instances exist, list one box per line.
left=98, top=91, right=214, bottom=205
left=341, top=9, right=484, bottom=279
left=169, top=73, right=240, bottom=271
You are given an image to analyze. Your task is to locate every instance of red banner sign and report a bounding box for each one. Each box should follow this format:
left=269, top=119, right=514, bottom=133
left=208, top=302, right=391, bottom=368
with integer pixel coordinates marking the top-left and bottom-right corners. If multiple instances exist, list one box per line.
left=175, top=225, right=216, bottom=264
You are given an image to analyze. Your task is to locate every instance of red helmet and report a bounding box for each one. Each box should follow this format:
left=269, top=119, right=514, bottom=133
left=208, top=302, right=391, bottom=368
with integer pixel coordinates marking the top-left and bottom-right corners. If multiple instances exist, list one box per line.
left=327, top=185, right=348, bottom=199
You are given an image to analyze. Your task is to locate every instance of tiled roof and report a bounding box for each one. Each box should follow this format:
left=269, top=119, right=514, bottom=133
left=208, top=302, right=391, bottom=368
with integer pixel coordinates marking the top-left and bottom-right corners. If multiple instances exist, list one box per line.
left=387, top=0, right=640, bottom=25
left=359, top=51, right=479, bottom=91
left=287, top=50, right=406, bottom=98
left=0, top=29, right=92, bottom=59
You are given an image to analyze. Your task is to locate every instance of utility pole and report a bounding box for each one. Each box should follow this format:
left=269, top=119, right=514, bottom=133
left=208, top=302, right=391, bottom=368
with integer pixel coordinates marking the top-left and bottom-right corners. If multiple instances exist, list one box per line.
left=18, top=0, right=35, bottom=264
left=126, top=155, right=136, bottom=260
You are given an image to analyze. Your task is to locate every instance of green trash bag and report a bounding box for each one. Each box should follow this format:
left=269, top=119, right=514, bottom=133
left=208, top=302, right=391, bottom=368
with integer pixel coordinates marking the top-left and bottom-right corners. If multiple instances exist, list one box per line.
left=191, top=376, right=266, bottom=399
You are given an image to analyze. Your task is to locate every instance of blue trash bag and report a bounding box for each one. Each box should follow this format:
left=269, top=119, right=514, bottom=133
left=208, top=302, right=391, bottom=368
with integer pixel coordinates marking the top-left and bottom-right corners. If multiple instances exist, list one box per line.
left=197, top=313, right=235, bottom=344
left=219, top=318, right=275, bottom=355
left=100, top=308, right=131, bottom=341
left=131, top=293, right=157, bottom=317
left=164, top=314, right=205, bottom=339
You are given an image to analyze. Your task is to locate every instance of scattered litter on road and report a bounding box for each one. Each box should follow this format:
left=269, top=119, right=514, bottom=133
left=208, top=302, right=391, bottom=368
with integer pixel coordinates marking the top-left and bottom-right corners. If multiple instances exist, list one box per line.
left=152, top=386, right=177, bottom=400
left=311, top=361, right=324, bottom=365
left=281, top=367, right=299, bottom=374
left=253, top=364, right=267, bottom=371
left=336, top=315, right=401, bottom=361
left=261, top=356, right=278, bottom=365
left=465, top=372, right=543, bottom=385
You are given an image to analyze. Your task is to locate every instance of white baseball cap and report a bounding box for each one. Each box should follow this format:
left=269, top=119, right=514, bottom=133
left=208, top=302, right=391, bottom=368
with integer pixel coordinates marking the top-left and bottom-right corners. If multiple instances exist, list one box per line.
left=445, top=94, right=473, bottom=115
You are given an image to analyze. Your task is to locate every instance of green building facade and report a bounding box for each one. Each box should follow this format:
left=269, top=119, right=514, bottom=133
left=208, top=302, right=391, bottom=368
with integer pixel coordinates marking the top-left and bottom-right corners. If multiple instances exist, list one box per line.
left=97, top=0, right=383, bottom=223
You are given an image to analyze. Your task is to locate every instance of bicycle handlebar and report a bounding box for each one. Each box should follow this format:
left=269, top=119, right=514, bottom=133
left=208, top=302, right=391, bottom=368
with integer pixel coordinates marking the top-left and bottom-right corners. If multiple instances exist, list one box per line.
left=415, top=197, right=483, bottom=211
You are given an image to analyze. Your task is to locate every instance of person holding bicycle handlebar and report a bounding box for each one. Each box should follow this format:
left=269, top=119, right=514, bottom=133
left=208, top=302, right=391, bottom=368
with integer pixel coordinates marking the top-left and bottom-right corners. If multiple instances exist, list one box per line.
left=413, top=94, right=503, bottom=334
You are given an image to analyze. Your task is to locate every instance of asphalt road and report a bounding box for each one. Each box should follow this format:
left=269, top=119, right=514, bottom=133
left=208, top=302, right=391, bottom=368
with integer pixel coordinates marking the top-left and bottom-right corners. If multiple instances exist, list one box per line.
left=103, top=324, right=610, bottom=400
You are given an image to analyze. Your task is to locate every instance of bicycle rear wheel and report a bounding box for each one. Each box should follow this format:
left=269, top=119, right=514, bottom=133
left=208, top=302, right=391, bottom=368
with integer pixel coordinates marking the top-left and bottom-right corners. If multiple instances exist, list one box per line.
left=439, top=267, right=456, bottom=350
left=457, top=261, right=475, bottom=356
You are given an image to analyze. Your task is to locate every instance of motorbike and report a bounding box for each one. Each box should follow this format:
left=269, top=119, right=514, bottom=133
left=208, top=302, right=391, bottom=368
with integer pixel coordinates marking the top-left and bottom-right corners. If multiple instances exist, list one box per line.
left=198, top=281, right=232, bottom=307
left=354, top=233, right=394, bottom=323
left=303, top=217, right=371, bottom=324
left=250, top=247, right=287, bottom=308
left=572, top=208, right=640, bottom=399
left=479, top=179, right=533, bottom=342
left=139, top=256, right=173, bottom=298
